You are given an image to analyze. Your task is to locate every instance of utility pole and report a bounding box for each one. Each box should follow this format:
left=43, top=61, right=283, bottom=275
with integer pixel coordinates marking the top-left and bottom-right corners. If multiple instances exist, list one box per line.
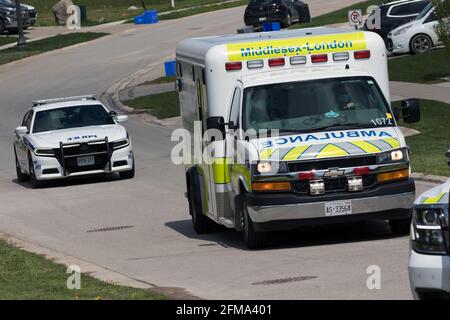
left=15, top=0, right=27, bottom=50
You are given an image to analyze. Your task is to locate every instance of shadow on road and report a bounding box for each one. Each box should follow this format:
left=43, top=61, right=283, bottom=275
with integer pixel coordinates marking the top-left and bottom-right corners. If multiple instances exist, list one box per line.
left=166, top=218, right=405, bottom=251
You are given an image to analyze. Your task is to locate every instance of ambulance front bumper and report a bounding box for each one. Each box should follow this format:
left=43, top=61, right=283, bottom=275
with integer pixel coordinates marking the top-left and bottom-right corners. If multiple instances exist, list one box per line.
left=409, top=249, right=450, bottom=299
left=246, top=179, right=415, bottom=232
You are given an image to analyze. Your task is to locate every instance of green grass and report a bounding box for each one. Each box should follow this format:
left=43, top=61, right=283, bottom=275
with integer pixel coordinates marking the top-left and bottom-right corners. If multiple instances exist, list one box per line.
left=395, top=100, right=450, bottom=176
left=124, top=91, right=180, bottom=119
left=388, top=49, right=450, bottom=83
left=0, top=37, right=17, bottom=46
left=0, top=32, right=108, bottom=66
left=159, top=0, right=247, bottom=20
left=0, top=240, right=166, bottom=300
left=290, top=0, right=381, bottom=29
left=139, top=76, right=176, bottom=86
left=25, top=0, right=242, bottom=26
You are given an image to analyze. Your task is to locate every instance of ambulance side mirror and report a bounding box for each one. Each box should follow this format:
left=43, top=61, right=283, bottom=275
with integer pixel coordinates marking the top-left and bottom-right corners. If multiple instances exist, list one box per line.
left=206, top=116, right=225, bottom=134
left=446, top=150, right=450, bottom=166
left=400, top=99, right=421, bottom=124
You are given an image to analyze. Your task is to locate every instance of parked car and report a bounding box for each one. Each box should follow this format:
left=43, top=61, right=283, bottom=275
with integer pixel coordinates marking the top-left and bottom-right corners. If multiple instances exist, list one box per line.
left=244, top=0, right=311, bottom=28
left=409, top=150, right=450, bottom=300
left=387, top=2, right=445, bottom=54
left=0, top=0, right=31, bottom=34
left=367, top=0, right=431, bottom=40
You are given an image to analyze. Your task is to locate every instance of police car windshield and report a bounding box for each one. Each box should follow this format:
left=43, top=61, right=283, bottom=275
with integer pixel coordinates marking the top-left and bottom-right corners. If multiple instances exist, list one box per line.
left=32, top=105, right=115, bottom=133
left=242, top=76, right=394, bottom=133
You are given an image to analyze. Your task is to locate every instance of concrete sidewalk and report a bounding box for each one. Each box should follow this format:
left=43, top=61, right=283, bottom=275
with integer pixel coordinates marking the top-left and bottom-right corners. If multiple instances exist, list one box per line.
left=390, top=81, right=450, bottom=104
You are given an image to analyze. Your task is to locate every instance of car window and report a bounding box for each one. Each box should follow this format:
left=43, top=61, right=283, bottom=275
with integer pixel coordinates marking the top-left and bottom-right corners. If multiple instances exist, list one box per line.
left=389, top=2, right=427, bottom=16
left=22, top=111, right=33, bottom=130
left=32, top=105, right=115, bottom=133
left=424, top=9, right=438, bottom=22
left=229, top=87, right=241, bottom=126
left=415, top=2, right=433, bottom=19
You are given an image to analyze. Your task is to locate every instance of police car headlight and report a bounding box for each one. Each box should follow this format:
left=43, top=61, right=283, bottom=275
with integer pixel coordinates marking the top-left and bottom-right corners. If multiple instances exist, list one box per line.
left=256, top=161, right=287, bottom=174
left=378, top=148, right=406, bottom=164
left=112, top=138, right=130, bottom=150
left=392, top=25, right=411, bottom=37
left=34, top=148, right=55, bottom=157
left=412, top=208, right=447, bottom=255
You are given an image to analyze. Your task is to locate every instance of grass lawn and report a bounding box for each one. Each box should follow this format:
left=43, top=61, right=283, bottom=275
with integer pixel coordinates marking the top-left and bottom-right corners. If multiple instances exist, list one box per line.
left=0, top=32, right=108, bottom=66
left=290, top=0, right=381, bottom=29
left=25, top=0, right=243, bottom=26
left=0, top=240, right=166, bottom=300
left=388, top=49, right=450, bottom=83
left=124, top=91, right=180, bottom=119
left=0, top=37, right=17, bottom=46
left=395, top=100, right=450, bottom=176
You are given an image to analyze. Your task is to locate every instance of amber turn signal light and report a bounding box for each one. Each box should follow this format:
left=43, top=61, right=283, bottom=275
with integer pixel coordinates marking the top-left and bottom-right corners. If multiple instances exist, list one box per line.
left=377, top=169, right=409, bottom=183
left=252, top=182, right=291, bottom=192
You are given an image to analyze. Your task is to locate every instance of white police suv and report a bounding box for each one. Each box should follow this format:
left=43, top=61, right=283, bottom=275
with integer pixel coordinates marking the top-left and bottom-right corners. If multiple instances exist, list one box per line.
left=13, top=95, right=134, bottom=188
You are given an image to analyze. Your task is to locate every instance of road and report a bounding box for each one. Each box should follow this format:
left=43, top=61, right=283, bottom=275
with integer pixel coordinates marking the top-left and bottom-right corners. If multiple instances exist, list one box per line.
left=0, top=2, right=439, bottom=299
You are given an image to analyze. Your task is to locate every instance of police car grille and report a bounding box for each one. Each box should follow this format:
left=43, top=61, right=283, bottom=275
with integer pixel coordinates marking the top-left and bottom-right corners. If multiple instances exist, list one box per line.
left=64, top=154, right=109, bottom=173
left=53, top=142, right=110, bottom=173
left=292, top=174, right=377, bottom=194
left=59, top=143, right=108, bottom=156
left=288, top=155, right=376, bottom=172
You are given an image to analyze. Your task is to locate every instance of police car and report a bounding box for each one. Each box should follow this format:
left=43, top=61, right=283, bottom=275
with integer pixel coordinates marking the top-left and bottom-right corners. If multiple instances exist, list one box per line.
left=13, top=95, right=134, bottom=188
left=409, top=150, right=450, bottom=299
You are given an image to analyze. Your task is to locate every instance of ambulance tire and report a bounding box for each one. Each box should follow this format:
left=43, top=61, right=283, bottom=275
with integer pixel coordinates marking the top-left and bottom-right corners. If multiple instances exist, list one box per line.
left=389, top=217, right=411, bottom=236
left=189, top=174, right=215, bottom=234
left=241, top=197, right=267, bottom=249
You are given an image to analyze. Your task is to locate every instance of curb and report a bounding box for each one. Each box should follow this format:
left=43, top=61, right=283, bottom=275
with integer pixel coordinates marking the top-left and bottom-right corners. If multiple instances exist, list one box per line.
left=411, top=173, right=449, bottom=184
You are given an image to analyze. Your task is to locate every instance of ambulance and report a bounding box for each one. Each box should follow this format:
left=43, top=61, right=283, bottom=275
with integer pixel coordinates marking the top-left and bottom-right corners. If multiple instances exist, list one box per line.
left=409, top=150, right=450, bottom=300
left=175, top=27, right=421, bottom=248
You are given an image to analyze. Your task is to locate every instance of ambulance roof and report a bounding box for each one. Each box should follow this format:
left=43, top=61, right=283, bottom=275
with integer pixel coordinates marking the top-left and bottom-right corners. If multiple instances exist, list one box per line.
left=176, top=27, right=369, bottom=61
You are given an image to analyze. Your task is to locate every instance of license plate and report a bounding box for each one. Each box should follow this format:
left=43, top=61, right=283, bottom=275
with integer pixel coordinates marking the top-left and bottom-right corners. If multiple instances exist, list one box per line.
left=325, top=201, right=352, bottom=217
left=76, top=156, right=95, bottom=167
left=259, top=17, right=267, bottom=22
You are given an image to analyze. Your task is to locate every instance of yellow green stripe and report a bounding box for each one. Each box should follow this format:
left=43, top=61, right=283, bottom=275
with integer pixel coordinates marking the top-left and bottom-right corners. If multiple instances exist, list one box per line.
left=350, top=140, right=382, bottom=153
left=383, top=138, right=400, bottom=149
left=212, top=158, right=231, bottom=184
left=283, top=145, right=311, bottom=161
left=423, top=192, right=446, bottom=204
left=316, top=144, right=349, bottom=158
left=260, top=148, right=275, bottom=160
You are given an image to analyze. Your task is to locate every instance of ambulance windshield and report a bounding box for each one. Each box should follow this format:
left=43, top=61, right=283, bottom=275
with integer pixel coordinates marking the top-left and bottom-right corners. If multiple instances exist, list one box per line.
left=242, top=76, right=394, bottom=133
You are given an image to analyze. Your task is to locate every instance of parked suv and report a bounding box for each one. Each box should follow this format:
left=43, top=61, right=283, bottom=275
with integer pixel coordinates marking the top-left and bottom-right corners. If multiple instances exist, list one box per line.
left=0, top=0, right=32, bottom=34
left=244, top=0, right=311, bottom=28
left=368, top=0, right=431, bottom=40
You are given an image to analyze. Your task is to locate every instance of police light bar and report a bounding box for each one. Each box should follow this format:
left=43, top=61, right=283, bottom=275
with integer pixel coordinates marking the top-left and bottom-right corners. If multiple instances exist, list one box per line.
left=290, top=56, right=307, bottom=65
left=311, top=54, right=328, bottom=63
left=225, top=62, right=242, bottom=71
left=247, top=60, right=264, bottom=69
left=268, top=57, right=285, bottom=67
left=354, top=50, right=371, bottom=60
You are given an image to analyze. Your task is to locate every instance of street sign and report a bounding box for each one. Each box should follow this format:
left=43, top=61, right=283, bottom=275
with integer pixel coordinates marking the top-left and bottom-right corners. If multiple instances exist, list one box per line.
left=348, top=9, right=363, bottom=27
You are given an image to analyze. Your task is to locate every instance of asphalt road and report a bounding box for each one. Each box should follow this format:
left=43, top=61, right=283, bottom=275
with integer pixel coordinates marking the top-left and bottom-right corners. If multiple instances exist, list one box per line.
left=0, top=3, right=439, bottom=299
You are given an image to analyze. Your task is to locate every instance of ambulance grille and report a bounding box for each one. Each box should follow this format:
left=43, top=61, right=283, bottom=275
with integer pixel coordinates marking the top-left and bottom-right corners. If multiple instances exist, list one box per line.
left=292, top=174, right=377, bottom=194
left=288, top=155, right=377, bottom=172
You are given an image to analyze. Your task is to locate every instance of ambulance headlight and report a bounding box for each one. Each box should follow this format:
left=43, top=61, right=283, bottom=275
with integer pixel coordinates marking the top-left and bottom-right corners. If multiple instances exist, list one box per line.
left=412, top=208, right=447, bottom=255
left=378, top=148, right=406, bottom=164
left=256, top=161, right=288, bottom=174
left=392, top=25, right=412, bottom=36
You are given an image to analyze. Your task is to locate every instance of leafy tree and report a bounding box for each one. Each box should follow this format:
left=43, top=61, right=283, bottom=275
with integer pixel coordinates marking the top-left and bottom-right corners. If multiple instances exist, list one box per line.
left=433, top=0, right=450, bottom=53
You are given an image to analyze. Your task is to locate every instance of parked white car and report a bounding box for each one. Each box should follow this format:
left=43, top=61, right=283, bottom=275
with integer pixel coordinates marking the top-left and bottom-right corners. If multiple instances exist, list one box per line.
left=387, top=2, right=443, bottom=54
left=409, top=150, right=450, bottom=300
left=13, top=95, right=135, bottom=188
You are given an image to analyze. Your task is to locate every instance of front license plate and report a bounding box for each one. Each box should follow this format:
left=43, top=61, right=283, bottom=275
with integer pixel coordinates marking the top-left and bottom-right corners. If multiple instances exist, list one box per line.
left=259, top=17, right=267, bottom=22
left=325, top=201, right=352, bottom=217
left=76, top=156, right=95, bottom=167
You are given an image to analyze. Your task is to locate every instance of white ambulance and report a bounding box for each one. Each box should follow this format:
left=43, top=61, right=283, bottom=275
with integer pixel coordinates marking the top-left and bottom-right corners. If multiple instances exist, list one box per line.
left=175, top=27, right=421, bottom=249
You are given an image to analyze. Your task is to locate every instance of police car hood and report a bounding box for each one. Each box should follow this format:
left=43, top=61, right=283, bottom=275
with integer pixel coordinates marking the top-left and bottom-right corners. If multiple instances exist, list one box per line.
left=415, top=179, right=450, bottom=206
left=250, top=127, right=404, bottom=161
left=30, top=125, right=126, bottom=148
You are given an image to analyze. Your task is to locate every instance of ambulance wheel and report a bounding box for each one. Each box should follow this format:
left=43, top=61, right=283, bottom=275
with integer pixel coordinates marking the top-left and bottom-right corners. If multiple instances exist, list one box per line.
left=242, top=199, right=266, bottom=249
left=389, top=217, right=411, bottom=236
left=189, top=176, right=215, bottom=234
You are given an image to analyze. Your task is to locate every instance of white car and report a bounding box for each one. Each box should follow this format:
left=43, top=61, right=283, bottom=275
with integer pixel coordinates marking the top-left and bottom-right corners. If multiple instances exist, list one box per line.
left=13, top=95, right=135, bottom=188
left=409, top=150, right=450, bottom=300
left=387, top=2, right=442, bottom=54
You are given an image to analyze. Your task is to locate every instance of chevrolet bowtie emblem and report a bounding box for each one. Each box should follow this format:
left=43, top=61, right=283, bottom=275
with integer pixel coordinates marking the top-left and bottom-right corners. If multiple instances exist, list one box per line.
left=324, top=168, right=345, bottom=179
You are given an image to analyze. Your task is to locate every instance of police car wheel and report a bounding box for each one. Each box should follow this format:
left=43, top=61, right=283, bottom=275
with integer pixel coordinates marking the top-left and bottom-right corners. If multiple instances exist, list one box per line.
left=189, top=176, right=215, bottom=234
left=28, top=153, right=43, bottom=189
left=14, top=148, right=29, bottom=182
left=242, top=201, right=266, bottom=249
left=389, top=217, right=411, bottom=236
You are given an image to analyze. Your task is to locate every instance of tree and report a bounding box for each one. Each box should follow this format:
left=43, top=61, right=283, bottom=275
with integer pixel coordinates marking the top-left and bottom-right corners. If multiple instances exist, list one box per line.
left=433, top=0, right=450, bottom=53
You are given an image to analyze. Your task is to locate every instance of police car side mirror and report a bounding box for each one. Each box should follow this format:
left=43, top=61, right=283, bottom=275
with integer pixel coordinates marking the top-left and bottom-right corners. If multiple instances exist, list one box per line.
left=116, top=115, right=128, bottom=123
left=401, top=98, right=421, bottom=124
left=15, top=126, right=28, bottom=135
left=446, top=150, right=450, bottom=166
